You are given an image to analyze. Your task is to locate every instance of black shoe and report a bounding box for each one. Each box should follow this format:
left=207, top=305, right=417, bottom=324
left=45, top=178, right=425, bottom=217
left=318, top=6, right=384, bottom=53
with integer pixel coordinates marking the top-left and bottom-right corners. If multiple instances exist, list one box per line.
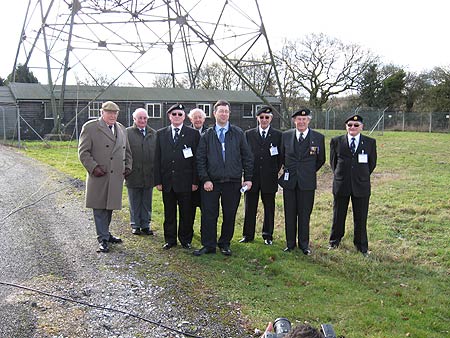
left=328, top=244, right=338, bottom=251
left=163, top=243, right=176, bottom=250
left=362, top=251, right=370, bottom=257
left=131, top=228, right=141, bottom=235
left=264, top=239, right=273, bottom=245
left=108, top=235, right=123, bottom=243
left=141, top=228, right=154, bottom=236
left=193, top=247, right=216, bottom=256
left=97, top=240, right=109, bottom=253
left=302, top=248, right=312, bottom=256
left=220, top=246, right=232, bottom=256
left=181, top=243, right=192, bottom=249
left=239, top=237, right=252, bottom=243
left=283, top=247, right=294, bottom=252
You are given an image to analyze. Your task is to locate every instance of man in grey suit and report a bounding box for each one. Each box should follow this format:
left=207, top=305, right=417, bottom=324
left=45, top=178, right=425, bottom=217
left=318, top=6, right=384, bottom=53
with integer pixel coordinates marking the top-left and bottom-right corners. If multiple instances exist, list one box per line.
left=329, top=114, right=377, bottom=256
left=280, top=108, right=325, bottom=255
left=126, top=108, right=157, bottom=236
left=79, top=101, right=132, bottom=253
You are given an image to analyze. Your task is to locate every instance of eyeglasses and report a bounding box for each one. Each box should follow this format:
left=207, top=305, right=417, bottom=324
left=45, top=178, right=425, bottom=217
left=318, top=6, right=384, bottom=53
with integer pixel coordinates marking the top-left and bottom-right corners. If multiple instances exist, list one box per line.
left=171, top=112, right=184, bottom=117
left=347, top=123, right=360, bottom=127
left=259, top=115, right=271, bottom=120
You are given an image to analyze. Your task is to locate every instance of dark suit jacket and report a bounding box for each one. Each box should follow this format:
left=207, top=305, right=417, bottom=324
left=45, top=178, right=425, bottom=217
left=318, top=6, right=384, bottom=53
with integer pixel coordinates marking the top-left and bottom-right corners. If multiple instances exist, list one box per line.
left=330, top=134, right=377, bottom=197
left=154, top=125, right=200, bottom=192
left=245, top=126, right=282, bottom=193
left=280, top=128, right=325, bottom=190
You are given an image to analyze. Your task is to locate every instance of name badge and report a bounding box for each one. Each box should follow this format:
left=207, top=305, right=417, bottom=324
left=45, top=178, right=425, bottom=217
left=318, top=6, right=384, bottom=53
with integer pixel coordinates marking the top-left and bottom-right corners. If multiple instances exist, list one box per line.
left=358, top=152, right=368, bottom=163
left=284, top=171, right=289, bottom=181
left=183, top=146, right=193, bottom=158
left=270, top=144, right=279, bottom=156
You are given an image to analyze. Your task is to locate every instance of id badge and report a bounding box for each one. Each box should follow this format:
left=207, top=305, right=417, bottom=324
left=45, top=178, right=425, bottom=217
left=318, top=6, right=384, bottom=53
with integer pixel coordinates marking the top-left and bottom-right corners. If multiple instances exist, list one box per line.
left=284, top=171, right=289, bottom=181
left=358, top=153, right=368, bottom=163
left=270, top=145, right=279, bottom=156
left=183, top=147, right=193, bottom=158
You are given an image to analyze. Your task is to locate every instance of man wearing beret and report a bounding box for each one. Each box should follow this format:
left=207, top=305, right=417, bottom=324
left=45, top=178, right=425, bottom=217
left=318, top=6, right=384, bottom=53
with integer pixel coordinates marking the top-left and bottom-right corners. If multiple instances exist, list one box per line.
left=79, top=101, right=132, bottom=253
left=280, top=108, right=325, bottom=255
left=329, top=114, right=377, bottom=256
left=154, top=103, right=200, bottom=250
left=240, top=106, right=282, bottom=245
left=194, top=99, right=254, bottom=256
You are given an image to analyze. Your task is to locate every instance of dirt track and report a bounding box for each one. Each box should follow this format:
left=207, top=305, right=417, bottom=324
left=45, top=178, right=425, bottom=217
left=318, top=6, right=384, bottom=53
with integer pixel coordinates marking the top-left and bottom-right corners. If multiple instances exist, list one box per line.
left=0, top=144, right=246, bottom=338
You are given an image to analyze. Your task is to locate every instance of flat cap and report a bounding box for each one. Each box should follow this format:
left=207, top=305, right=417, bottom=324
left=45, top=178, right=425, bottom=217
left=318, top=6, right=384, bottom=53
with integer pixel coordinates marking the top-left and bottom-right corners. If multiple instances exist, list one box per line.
left=102, top=101, right=120, bottom=111
left=291, top=107, right=311, bottom=118
left=256, top=106, right=273, bottom=116
left=167, top=103, right=185, bottom=114
left=345, top=114, right=363, bottom=123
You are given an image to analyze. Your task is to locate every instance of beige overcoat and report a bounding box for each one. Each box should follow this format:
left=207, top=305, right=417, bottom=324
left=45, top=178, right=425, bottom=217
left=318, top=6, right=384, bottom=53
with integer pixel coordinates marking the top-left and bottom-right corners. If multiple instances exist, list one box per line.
left=78, top=118, right=132, bottom=210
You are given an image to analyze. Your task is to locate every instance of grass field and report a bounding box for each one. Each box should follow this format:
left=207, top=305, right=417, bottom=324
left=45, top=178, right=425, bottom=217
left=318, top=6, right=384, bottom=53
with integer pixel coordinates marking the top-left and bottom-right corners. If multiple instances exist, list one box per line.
left=17, top=130, right=450, bottom=337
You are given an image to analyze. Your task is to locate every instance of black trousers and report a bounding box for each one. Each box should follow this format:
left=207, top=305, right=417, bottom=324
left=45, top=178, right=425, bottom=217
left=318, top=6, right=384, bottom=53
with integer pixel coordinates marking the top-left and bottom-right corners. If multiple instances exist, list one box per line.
left=243, top=189, right=276, bottom=240
left=283, top=188, right=315, bottom=250
left=200, top=181, right=241, bottom=248
left=330, top=194, right=370, bottom=253
left=162, top=189, right=193, bottom=246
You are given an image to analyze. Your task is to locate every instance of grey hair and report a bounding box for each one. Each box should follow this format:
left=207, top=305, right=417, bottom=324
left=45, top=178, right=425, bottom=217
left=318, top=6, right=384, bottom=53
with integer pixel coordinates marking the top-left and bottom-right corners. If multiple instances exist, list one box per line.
left=188, top=108, right=206, bottom=119
left=132, top=108, right=149, bottom=118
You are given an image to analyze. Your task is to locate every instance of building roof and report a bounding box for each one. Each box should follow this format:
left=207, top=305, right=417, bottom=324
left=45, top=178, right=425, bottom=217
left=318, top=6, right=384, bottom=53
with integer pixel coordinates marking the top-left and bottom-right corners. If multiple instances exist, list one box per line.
left=8, top=82, right=280, bottom=104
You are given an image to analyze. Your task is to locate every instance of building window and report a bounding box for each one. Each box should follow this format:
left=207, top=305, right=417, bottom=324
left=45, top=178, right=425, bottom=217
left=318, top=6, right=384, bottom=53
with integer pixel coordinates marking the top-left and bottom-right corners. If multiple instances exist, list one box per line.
left=146, top=103, right=162, bottom=118
left=197, top=103, right=211, bottom=117
left=243, top=104, right=254, bottom=118
left=89, top=101, right=102, bottom=119
left=43, top=102, right=52, bottom=120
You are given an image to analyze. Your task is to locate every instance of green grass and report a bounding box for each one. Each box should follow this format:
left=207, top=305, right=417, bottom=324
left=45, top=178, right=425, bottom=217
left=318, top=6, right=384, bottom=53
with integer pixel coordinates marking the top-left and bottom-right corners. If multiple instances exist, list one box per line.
left=17, top=131, right=450, bottom=337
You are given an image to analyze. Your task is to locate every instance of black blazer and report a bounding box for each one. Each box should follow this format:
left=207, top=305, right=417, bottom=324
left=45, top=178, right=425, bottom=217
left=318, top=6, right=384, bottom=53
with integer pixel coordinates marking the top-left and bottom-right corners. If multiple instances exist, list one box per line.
left=245, top=126, right=282, bottom=193
left=280, top=128, right=325, bottom=191
left=154, top=125, right=200, bottom=192
left=330, top=134, right=377, bottom=197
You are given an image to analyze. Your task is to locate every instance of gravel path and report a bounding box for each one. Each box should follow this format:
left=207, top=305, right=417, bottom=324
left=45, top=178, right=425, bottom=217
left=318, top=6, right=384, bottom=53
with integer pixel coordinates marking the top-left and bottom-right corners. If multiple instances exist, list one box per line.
left=0, top=144, right=247, bottom=338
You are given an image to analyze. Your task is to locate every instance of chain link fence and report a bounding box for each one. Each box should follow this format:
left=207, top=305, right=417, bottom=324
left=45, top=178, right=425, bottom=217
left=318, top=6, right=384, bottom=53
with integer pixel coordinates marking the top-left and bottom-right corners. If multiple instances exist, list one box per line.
left=1, top=104, right=450, bottom=145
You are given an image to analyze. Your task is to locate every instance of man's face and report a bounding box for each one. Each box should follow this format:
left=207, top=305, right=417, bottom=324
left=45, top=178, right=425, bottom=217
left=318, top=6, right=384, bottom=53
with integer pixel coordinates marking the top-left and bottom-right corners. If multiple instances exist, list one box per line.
left=101, top=110, right=119, bottom=126
left=257, top=113, right=272, bottom=129
left=214, top=104, right=230, bottom=126
left=134, top=111, right=148, bottom=129
left=346, top=121, right=363, bottom=136
left=168, top=109, right=185, bottom=127
left=190, top=112, right=205, bottom=129
left=293, top=115, right=310, bottom=132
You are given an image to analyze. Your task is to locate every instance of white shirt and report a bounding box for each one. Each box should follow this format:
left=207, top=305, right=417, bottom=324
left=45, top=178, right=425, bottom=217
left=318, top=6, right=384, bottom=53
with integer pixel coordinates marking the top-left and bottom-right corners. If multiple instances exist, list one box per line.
left=295, top=128, right=309, bottom=141
left=347, top=133, right=361, bottom=150
left=259, top=126, right=270, bottom=138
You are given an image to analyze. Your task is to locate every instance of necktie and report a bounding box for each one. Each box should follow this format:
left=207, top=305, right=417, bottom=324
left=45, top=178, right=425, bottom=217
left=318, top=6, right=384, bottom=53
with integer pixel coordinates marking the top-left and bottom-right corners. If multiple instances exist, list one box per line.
left=219, top=128, right=225, bottom=161
left=350, top=137, right=356, bottom=154
left=108, top=125, right=114, bottom=135
left=262, top=130, right=266, bottom=139
left=140, top=128, right=145, bottom=136
left=298, top=133, right=304, bottom=142
left=173, top=128, right=180, bottom=143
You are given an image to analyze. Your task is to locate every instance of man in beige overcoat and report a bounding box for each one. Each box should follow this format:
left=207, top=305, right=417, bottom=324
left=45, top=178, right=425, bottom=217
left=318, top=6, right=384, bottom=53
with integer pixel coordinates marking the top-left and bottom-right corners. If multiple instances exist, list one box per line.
left=79, top=101, right=132, bottom=253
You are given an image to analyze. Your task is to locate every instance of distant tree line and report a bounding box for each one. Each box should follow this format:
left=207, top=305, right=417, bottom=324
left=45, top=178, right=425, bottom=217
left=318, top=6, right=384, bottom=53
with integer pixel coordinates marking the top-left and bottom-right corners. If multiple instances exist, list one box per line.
left=3, top=33, right=450, bottom=122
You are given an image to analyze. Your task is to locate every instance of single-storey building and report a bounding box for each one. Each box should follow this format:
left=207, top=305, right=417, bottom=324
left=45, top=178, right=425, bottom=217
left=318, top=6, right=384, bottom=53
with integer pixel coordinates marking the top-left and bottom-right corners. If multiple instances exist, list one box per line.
left=2, top=82, right=282, bottom=140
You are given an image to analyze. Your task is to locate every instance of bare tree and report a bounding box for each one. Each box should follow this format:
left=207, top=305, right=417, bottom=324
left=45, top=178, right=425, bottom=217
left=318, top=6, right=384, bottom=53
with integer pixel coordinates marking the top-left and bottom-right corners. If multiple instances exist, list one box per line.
left=278, top=33, right=376, bottom=111
left=194, top=63, right=239, bottom=90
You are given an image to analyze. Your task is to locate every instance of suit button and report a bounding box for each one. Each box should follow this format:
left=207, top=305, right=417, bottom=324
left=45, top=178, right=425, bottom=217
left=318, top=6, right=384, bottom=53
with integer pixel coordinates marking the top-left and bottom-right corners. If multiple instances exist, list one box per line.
left=110, top=157, right=113, bottom=160
left=111, top=170, right=113, bottom=173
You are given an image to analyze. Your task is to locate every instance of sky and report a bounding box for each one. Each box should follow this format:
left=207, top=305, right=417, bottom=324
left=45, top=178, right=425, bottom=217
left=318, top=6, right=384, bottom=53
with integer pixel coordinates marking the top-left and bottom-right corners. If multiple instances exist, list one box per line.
left=1, top=0, right=449, bottom=81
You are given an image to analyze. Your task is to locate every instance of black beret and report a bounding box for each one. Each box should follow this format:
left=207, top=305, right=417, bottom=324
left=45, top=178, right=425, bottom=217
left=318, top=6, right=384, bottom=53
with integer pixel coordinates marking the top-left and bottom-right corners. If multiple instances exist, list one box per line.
left=345, top=114, right=363, bottom=124
left=167, top=103, right=185, bottom=114
left=256, top=106, right=273, bottom=116
left=291, top=108, right=311, bottom=118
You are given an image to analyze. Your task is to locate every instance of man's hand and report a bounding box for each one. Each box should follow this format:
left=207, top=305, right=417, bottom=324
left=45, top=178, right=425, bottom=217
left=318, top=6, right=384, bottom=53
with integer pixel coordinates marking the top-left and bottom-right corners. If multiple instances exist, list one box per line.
left=203, top=181, right=213, bottom=192
left=92, top=165, right=106, bottom=177
left=156, top=184, right=163, bottom=191
left=123, top=168, right=131, bottom=178
left=243, top=181, right=252, bottom=191
left=192, top=184, right=198, bottom=192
